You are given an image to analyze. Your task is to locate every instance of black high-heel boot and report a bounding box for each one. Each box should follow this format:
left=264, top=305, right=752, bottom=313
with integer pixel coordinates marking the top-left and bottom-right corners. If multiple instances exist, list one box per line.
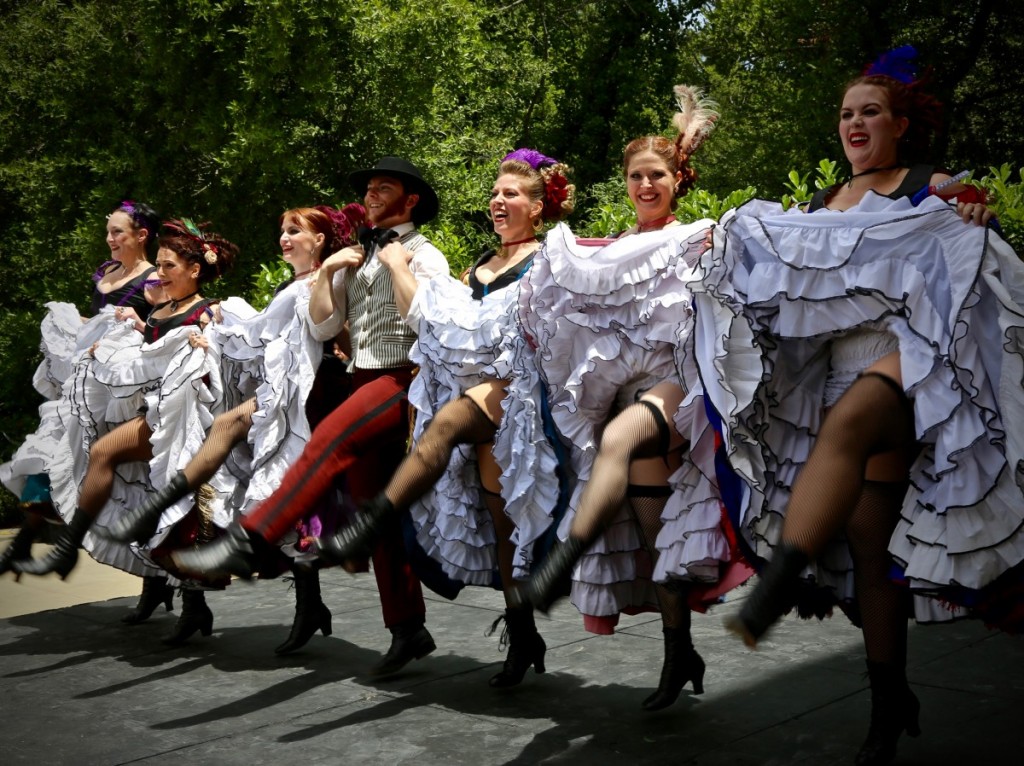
left=103, top=472, right=190, bottom=543
left=488, top=606, right=547, bottom=688
left=122, top=575, right=175, bottom=625
left=13, top=510, right=92, bottom=579
left=170, top=521, right=260, bottom=579
left=274, top=569, right=333, bottom=655
left=163, top=588, right=214, bottom=645
left=515, top=535, right=587, bottom=614
left=0, top=525, right=36, bottom=577
left=724, top=543, right=809, bottom=647
left=855, top=660, right=921, bottom=766
left=315, top=494, right=394, bottom=564
left=642, top=627, right=706, bottom=711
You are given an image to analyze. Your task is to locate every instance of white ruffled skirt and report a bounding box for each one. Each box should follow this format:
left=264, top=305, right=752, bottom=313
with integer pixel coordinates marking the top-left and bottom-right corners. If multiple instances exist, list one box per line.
left=513, top=221, right=733, bottom=624
left=687, top=193, right=1024, bottom=624
left=403, top=275, right=545, bottom=585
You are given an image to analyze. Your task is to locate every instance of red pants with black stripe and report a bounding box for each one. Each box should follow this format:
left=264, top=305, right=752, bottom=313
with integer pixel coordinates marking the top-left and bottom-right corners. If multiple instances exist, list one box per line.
left=243, top=366, right=424, bottom=629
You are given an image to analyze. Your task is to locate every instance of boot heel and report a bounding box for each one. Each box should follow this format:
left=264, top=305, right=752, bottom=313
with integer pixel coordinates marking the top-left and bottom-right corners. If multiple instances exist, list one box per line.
left=692, top=667, right=705, bottom=695
left=856, top=661, right=921, bottom=766
left=123, top=576, right=175, bottom=625
left=489, top=609, right=546, bottom=687
left=320, top=606, right=333, bottom=638
left=55, top=550, right=79, bottom=580
left=905, top=697, right=921, bottom=737
left=164, top=589, right=214, bottom=645
left=275, top=571, right=332, bottom=655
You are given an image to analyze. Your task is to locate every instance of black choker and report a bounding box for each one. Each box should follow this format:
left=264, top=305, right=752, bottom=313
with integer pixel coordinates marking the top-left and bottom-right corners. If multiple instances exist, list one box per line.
left=847, top=165, right=901, bottom=189
left=293, top=265, right=319, bottom=279
left=168, top=289, right=200, bottom=311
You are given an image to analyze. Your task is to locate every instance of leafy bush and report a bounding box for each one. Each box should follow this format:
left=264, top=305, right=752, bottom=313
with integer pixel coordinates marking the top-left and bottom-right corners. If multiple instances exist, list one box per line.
left=980, top=164, right=1024, bottom=253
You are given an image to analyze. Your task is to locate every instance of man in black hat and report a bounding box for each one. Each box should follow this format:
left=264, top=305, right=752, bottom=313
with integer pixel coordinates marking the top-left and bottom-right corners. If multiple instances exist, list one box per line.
left=173, top=157, right=449, bottom=675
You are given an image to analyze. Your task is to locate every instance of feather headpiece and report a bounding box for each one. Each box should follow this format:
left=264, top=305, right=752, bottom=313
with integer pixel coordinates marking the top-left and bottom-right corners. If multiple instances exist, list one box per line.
left=502, top=148, right=558, bottom=170
left=672, top=85, right=719, bottom=157
left=864, top=45, right=919, bottom=84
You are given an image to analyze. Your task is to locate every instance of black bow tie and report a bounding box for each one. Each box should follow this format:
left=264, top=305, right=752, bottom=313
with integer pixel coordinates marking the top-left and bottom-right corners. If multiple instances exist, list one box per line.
left=358, top=226, right=399, bottom=252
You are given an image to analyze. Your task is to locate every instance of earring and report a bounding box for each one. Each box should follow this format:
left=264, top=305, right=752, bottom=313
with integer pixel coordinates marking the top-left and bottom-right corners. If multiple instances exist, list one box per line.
left=532, top=218, right=543, bottom=233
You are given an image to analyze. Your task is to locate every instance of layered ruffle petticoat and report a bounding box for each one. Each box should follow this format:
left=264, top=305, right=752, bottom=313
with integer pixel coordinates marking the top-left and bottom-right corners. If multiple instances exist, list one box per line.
left=38, top=319, right=170, bottom=575
left=689, top=193, right=1024, bottom=622
left=496, top=331, right=562, bottom=581
left=43, top=322, right=222, bottom=574
left=1, top=305, right=118, bottom=499
left=204, top=286, right=322, bottom=552
left=401, top=277, right=524, bottom=585
left=515, top=221, right=728, bottom=625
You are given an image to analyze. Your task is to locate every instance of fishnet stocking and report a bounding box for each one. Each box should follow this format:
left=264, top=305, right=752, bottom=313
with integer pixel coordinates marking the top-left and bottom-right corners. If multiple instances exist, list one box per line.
left=79, top=416, right=153, bottom=518
left=847, top=480, right=911, bottom=666
left=384, top=395, right=497, bottom=510
left=781, top=373, right=915, bottom=555
left=181, top=398, right=257, bottom=487
left=481, top=486, right=518, bottom=606
left=629, top=488, right=689, bottom=632
left=569, top=400, right=667, bottom=541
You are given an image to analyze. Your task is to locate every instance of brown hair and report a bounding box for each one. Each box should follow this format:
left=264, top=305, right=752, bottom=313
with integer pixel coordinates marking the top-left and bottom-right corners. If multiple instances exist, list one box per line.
left=158, top=220, right=238, bottom=284
left=622, top=85, right=719, bottom=202
left=843, top=75, right=943, bottom=163
left=280, top=203, right=365, bottom=259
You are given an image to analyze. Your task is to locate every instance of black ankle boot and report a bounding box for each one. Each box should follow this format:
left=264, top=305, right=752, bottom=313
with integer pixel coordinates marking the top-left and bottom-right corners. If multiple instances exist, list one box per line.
left=371, top=620, right=436, bottom=676
left=855, top=660, right=921, bottom=766
left=724, top=543, right=809, bottom=647
left=103, top=472, right=191, bottom=543
left=0, top=525, right=37, bottom=576
left=163, top=588, right=214, bottom=645
left=642, top=627, right=706, bottom=711
left=122, top=575, right=175, bottom=625
left=488, top=606, right=547, bottom=688
left=516, top=535, right=587, bottom=614
left=274, top=569, right=333, bottom=655
left=13, top=510, right=92, bottom=579
left=316, top=494, right=394, bottom=564
left=170, top=522, right=259, bottom=579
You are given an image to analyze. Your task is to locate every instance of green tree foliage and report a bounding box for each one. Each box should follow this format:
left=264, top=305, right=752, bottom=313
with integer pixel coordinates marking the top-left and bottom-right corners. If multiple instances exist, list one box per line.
left=1, top=0, right=1022, bottom=521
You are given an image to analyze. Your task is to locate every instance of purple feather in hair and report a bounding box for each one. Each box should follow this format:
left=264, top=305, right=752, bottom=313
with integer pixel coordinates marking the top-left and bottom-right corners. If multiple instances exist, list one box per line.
left=864, top=45, right=919, bottom=83
left=502, top=147, right=558, bottom=170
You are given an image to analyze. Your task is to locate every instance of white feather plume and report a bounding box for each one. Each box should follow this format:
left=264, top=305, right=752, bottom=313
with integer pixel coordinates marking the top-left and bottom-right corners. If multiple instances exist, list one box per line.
left=672, top=84, right=719, bottom=156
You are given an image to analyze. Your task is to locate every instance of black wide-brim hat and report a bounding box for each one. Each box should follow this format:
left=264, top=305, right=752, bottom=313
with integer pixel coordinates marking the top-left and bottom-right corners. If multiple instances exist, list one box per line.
left=348, top=156, right=440, bottom=225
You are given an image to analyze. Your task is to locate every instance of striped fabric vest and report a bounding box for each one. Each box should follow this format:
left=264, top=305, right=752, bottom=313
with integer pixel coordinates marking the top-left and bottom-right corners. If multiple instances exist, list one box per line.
left=347, top=230, right=428, bottom=370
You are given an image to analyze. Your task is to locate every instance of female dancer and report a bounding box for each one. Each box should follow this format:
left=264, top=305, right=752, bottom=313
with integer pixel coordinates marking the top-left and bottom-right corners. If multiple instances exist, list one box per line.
left=318, top=149, right=574, bottom=686
left=690, top=52, right=1010, bottom=765
left=514, top=86, right=725, bottom=711
left=15, top=219, right=237, bottom=642
left=103, top=204, right=362, bottom=653
left=0, top=202, right=163, bottom=618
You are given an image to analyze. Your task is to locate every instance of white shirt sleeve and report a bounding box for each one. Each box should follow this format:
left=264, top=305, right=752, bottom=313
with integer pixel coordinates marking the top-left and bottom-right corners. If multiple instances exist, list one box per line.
left=303, top=268, right=348, bottom=341
left=402, top=242, right=450, bottom=328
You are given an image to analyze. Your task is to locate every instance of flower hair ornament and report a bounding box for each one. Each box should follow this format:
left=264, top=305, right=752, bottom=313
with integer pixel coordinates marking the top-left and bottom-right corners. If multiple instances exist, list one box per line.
left=164, top=218, right=219, bottom=263
left=181, top=218, right=219, bottom=263
left=317, top=203, right=367, bottom=249
left=503, top=147, right=574, bottom=221
left=864, top=44, right=919, bottom=84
